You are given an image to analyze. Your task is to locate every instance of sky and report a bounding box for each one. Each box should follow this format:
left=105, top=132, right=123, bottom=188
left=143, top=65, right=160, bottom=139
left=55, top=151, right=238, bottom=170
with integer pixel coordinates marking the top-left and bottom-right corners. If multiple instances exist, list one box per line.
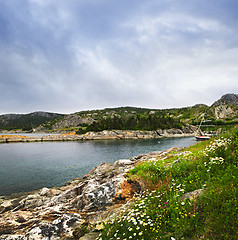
left=0, top=0, right=238, bottom=114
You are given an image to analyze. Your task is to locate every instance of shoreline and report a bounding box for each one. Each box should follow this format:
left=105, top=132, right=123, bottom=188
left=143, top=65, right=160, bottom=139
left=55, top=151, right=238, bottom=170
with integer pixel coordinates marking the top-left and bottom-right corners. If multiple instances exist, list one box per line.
left=0, top=129, right=196, bottom=143
left=0, top=147, right=183, bottom=239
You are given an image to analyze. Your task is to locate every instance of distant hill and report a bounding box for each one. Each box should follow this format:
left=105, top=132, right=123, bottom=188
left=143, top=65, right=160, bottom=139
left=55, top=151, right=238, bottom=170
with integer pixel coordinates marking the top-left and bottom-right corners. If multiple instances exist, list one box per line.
left=0, top=112, right=65, bottom=131
left=209, top=93, right=238, bottom=121
left=35, top=94, right=237, bottom=133
left=212, top=93, right=238, bottom=107
left=1, top=94, right=237, bottom=132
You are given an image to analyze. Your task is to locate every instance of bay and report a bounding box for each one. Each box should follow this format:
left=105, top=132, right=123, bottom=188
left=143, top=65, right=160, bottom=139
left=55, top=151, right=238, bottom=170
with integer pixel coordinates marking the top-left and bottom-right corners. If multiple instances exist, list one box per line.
left=0, top=137, right=196, bottom=196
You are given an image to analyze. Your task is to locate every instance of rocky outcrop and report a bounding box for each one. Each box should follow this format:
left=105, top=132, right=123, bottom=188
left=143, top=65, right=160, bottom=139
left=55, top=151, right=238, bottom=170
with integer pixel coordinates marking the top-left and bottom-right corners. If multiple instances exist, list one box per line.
left=0, top=148, right=178, bottom=239
left=0, top=134, right=82, bottom=143
left=51, top=115, right=94, bottom=130
left=211, top=93, right=238, bottom=120
left=213, top=105, right=236, bottom=119
left=82, top=127, right=196, bottom=140
left=212, top=93, right=238, bottom=107
left=0, top=126, right=197, bottom=144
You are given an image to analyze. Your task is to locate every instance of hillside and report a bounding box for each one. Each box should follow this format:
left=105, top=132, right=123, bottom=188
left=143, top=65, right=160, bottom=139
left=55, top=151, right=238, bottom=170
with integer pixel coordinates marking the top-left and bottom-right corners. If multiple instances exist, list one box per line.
left=210, top=93, right=238, bottom=120
left=1, top=93, right=237, bottom=132
left=41, top=93, right=238, bottom=133
left=0, top=112, right=65, bottom=131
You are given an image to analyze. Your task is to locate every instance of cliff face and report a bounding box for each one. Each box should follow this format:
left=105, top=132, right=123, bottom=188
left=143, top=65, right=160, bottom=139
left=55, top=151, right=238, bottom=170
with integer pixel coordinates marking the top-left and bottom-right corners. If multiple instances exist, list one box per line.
left=212, top=93, right=238, bottom=107
left=210, top=94, right=238, bottom=120
left=50, top=114, right=94, bottom=130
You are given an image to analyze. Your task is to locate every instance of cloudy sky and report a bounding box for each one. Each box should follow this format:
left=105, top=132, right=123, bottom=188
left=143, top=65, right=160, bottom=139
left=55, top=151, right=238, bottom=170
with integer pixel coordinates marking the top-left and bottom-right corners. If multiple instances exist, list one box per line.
left=0, top=0, right=237, bottom=114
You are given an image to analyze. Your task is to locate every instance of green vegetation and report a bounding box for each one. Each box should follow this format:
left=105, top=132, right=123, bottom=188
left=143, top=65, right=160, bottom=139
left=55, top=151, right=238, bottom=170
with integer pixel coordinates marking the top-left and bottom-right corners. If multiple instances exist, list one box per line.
left=1, top=94, right=237, bottom=132
left=0, top=112, right=64, bottom=131
left=77, top=114, right=182, bottom=133
left=97, top=127, right=238, bottom=239
left=72, top=102, right=237, bottom=134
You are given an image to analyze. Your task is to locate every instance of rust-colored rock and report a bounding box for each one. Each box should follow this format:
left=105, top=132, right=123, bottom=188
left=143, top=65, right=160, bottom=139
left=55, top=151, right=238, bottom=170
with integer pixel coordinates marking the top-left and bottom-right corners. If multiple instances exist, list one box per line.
left=114, top=179, right=141, bottom=201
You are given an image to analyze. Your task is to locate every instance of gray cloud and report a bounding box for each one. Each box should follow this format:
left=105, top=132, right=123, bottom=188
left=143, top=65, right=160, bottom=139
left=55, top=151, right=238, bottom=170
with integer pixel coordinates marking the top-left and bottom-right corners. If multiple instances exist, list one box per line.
left=0, top=0, right=237, bottom=114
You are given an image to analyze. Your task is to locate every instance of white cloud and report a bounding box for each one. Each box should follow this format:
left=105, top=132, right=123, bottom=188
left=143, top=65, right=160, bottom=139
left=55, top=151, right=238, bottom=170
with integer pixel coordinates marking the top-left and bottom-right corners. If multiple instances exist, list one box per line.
left=0, top=0, right=237, bottom=114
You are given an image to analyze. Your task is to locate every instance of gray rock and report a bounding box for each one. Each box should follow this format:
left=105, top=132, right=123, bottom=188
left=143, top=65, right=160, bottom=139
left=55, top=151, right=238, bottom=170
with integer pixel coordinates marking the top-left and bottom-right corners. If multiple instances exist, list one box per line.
left=39, top=187, right=50, bottom=196
left=26, top=213, right=82, bottom=240
left=72, top=179, right=118, bottom=211
left=113, top=159, right=133, bottom=168
left=182, top=189, right=205, bottom=201
left=84, top=162, right=114, bottom=179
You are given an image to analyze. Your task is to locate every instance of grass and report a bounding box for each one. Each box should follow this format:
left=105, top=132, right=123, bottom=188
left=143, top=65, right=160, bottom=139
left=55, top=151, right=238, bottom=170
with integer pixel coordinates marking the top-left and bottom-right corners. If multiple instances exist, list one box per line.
left=97, top=127, right=238, bottom=240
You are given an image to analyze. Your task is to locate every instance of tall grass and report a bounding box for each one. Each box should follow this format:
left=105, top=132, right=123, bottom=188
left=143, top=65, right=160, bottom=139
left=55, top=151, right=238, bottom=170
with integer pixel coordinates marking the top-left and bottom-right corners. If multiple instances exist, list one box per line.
left=97, top=127, right=238, bottom=240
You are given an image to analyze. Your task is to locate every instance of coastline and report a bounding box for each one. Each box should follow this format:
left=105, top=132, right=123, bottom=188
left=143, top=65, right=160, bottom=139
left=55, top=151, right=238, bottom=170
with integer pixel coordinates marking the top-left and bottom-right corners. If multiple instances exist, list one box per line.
left=0, top=128, right=196, bottom=143
left=0, top=147, right=182, bottom=239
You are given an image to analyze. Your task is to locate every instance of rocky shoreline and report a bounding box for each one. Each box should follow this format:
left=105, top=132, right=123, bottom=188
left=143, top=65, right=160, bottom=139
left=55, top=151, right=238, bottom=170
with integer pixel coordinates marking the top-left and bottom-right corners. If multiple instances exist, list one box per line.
left=0, top=147, right=197, bottom=240
left=0, top=126, right=198, bottom=144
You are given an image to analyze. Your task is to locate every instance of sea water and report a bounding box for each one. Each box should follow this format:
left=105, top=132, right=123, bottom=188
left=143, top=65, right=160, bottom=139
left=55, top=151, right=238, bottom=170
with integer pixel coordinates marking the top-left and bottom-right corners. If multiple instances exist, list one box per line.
left=0, top=137, right=196, bottom=196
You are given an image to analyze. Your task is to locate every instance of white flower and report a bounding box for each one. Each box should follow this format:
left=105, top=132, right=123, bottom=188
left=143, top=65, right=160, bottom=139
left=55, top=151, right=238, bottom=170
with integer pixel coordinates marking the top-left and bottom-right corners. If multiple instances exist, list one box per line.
left=181, top=202, right=185, bottom=205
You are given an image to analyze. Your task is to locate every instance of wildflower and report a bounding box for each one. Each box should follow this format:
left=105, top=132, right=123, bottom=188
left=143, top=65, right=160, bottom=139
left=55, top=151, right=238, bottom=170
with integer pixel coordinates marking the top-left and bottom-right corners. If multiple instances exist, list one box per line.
left=171, top=237, right=176, bottom=240
left=181, top=202, right=185, bottom=205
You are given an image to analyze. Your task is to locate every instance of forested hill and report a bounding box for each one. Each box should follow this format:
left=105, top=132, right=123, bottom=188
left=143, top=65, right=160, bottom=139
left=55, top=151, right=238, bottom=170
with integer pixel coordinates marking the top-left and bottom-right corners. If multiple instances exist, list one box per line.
left=0, top=112, right=65, bottom=131
left=1, top=93, right=237, bottom=132
left=82, top=109, right=182, bottom=133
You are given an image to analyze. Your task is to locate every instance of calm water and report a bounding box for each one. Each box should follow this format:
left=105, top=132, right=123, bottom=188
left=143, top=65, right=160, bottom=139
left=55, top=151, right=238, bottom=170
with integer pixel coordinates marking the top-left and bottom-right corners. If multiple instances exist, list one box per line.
left=0, top=137, right=196, bottom=196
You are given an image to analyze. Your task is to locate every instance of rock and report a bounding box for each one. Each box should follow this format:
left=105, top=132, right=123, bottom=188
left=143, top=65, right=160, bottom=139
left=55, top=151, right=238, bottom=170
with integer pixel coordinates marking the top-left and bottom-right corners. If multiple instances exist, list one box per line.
left=79, top=232, right=100, bottom=240
left=25, top=213, right=82, bottom=240
left=86, top=163, right=113, bottom=178
left=182, top=189, right=205, bottom=201
left=114, top=179, right=141, bottom=201
left=52, top=115, right=94, bottom=130
left=39, top=188, right=51, bottom=196
left=113, top=159, right=134, bottom=168
left=71, top=179, right=119, bottom=211
left=166, top=128, right=183, bottom=135
left=0, top=149, right=181, bottom=239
